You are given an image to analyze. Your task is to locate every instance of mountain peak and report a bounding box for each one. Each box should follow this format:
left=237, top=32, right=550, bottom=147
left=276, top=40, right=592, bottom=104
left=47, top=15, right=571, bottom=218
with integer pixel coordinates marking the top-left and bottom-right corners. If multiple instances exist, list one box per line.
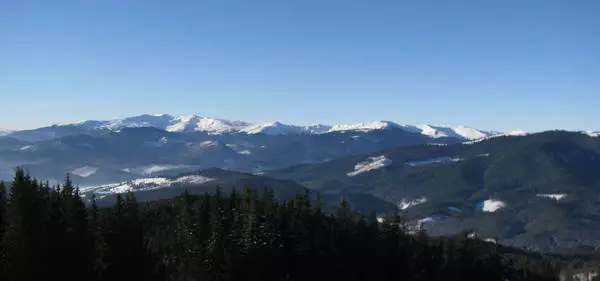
left=328, top=121, right=401, bottom=133
left=411, top=124, right=495, bottom=140
left=240, top=121, right=306, bottom=135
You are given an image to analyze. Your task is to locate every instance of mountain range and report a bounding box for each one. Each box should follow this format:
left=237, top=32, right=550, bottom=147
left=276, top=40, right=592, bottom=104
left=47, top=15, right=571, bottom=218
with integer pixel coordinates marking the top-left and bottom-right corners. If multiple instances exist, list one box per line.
left=0, top=113, right=504, bottom=185
left=6, top=114, right=499, bottom=141
left=2, top=113, right=599, bottom=253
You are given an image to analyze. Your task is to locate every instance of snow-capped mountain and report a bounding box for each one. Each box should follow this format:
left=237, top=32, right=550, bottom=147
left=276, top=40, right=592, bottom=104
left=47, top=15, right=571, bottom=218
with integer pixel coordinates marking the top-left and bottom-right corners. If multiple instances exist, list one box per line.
left=584, top=131, right=600, bottom=138
left=60, top=114, right=252, bottom=135
left=240, top=121, right=309, bottom=135
left=164, top=115, right=251, bottom=133
left=327, top=121, right=402, bottom=133
left=13, top=113, right=501, bottom=141
left=410, top=124, right=497, bottom=140
left=239, top=122, right=334, bottom=136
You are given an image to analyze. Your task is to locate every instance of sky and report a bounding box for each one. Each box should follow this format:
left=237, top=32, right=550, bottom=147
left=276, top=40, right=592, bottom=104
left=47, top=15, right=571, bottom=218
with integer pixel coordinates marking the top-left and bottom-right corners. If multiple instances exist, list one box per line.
left=1, top=0, right=598, bottom=132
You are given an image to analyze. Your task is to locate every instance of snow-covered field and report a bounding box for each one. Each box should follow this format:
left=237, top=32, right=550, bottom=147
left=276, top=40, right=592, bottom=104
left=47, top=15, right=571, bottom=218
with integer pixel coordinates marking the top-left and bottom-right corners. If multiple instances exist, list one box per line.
left=347, top=155, right=392, bottom=177
left=82, top=175, right=215, bottom=199
left=476, top=199, right=506, bottom=212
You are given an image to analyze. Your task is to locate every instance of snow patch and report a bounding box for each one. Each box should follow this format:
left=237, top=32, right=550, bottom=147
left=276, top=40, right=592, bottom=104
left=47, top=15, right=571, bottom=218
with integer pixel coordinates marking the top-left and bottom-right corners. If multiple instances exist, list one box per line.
left=447, top=206, right=463, bottom=213
left=82, top=175, right=215, bottom=199
left=537, top=193, right=567, bottom=201
left=463, top=130, right=528, bottom=145
left=476, top=199, right=506, bottom=212
left=347, top=155, right=392, bottom=177
left=484, top=238, right=497, bottom=244
left=144, top=137, right=169, bottom=147
left=583, top=131, right=600, bottom=137
left=417, top=215, right=448, bottom=227
left=172, top=175, right=215, bottom=185
left=405, top=157, right=463, bottom=167
left=238, top=150, right=252, bottom=155
left=398, top=197, right=427, bottom=210
left=126, top=164, right=194, bottom=176
left=71, top=166, right=98, bottom=178
left=199, top=140, right=218, bottom=148
left=427, top=143, right=447, bottom=147
left=18, top=145, right=35, bottom=151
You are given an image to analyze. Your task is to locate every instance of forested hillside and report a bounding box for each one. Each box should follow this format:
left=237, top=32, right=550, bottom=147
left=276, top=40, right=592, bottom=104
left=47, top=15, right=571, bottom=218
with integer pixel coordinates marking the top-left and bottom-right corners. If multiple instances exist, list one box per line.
left=0, top=169, right=561, bottom=281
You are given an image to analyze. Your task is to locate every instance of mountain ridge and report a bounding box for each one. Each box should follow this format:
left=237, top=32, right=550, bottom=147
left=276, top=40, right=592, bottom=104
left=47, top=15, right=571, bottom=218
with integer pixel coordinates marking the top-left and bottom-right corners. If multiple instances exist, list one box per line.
left=13, top=113, right=499, bottom=140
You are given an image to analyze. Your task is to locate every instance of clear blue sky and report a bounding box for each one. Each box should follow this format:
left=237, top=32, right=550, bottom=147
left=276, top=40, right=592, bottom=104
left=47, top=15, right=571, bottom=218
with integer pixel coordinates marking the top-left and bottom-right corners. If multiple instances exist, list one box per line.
left=1, top=1, right=598, bottom=132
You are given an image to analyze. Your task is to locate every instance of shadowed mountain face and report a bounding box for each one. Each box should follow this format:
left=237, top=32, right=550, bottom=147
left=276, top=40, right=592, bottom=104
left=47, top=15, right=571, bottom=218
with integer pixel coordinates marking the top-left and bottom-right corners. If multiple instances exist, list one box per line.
left=265, top=131, right=600, bottom=252
left=0, top=126, right=463, bottom=186
left=81, top=168, right=398, bottom=215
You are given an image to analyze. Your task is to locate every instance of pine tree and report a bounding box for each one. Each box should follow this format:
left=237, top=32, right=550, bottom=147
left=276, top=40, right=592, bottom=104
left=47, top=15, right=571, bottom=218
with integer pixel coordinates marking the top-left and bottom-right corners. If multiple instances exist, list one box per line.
left=1, top=168, right=47, bottom=281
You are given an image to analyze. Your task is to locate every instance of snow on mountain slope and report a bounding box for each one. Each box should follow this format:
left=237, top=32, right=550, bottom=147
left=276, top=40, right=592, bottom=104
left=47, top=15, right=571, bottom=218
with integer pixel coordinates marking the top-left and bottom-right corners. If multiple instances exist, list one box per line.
left=165, top=115, right=250, bottom=134
left=584, top=131, right=600, bottom=137
left=64, top=114, right=173, bottom=131
left=398, top=197, right=428, bottom=210
left=411, top=124, right=494, bottom=140
left=45, top=113, right=501, bottom=139
left=71, top=165, right=98, bottom=178
left=536, top=193, right=567, bottom=201
left=463, top=130, right=528, bottom=145
left=305, top=124, right=333, bottom=134
left=326, top=122, right=495, bottom=140
left=241, top=121, right=308, bottom=135
left=61, top=114, right=251, bottom=134
left=82, top=175, right=215, bottom=199
left=0, top=129, right=12, bottom=136
left=328, top=121, right=401, bottom=133
left=476, top=199, right=506, bottom=212
left=347, top=155, right=392, bottom=177
left=124, top=164, right=196, bottom=176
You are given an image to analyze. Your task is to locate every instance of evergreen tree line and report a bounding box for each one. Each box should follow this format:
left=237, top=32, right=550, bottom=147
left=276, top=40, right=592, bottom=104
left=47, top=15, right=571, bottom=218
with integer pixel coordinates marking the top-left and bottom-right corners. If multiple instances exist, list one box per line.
left=0, top=168, right=559, bottom=281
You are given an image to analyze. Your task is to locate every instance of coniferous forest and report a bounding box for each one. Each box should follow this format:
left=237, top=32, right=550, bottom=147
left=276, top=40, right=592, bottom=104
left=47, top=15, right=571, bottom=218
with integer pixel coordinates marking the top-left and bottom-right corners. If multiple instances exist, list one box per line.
left=0, top=169, right=561, bottom=281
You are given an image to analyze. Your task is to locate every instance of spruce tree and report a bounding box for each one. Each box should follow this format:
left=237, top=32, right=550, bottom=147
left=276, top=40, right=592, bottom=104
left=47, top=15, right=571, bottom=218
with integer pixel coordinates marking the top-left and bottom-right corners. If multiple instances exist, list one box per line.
left=1, top=168, right=46, bottom=281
